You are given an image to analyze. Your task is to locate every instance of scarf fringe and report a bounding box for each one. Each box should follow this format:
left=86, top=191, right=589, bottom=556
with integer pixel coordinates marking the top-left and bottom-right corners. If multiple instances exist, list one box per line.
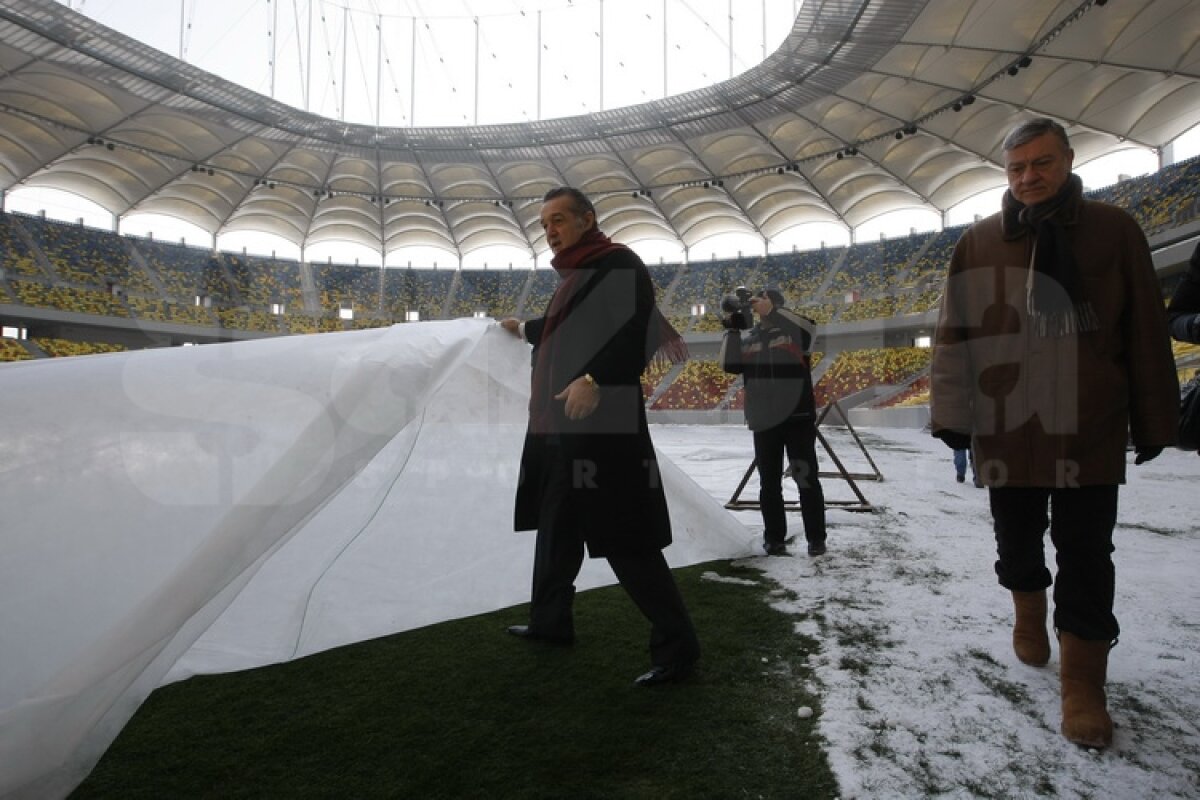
left=650, top=327, right=689, bottom=365
left=1030, top=302, right=1101, bottom=338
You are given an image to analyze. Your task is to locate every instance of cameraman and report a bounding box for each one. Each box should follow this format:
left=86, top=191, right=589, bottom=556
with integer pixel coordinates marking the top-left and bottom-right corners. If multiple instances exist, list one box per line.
left=719, top=288, right=828, bottom=557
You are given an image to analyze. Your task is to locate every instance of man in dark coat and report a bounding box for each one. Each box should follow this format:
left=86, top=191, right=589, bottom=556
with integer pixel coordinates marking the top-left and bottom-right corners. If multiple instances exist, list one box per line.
left=1167, top=240, right=1200, bottom=344
left=499, top=186, right=699, bottom=686
left=930, top=117, right=1178, bottom=749
left=719, top=289, right=827, bottom=557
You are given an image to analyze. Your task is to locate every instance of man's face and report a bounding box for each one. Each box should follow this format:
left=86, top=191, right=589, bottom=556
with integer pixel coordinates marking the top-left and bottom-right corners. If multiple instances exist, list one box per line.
left=540, top=195, right=594, bottom=255
left=1004, top=131, right=1074, bottom=206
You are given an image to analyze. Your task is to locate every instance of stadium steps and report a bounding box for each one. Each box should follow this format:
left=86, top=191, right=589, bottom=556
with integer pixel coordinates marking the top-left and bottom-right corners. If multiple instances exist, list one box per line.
left=6, top=217, right=58, bottom=283
left=123, top=240, right=171, bottom=300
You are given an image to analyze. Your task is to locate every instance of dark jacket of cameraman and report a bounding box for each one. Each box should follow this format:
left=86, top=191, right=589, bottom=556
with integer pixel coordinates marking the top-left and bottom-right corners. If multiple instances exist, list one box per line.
left=720, top=308, right=818, bottom=432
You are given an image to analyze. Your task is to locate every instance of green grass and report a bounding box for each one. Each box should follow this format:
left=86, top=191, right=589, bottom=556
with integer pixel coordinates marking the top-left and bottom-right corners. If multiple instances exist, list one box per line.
left=71, top=561, right=838, bottom=799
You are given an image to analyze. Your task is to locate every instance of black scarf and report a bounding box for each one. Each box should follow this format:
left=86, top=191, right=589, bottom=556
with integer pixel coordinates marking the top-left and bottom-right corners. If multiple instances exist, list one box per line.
left=1001, top=174, right=1099, bottom=337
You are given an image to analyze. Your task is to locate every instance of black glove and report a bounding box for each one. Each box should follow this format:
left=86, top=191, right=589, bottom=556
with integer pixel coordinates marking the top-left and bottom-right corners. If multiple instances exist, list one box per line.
left=721, top=311, right=750, bottom=331
left=1188, top=314, right=1200, bottom=343
left=1134, top=446, right=1163, bottom=465
left=932, top=429, right=971, bottom=451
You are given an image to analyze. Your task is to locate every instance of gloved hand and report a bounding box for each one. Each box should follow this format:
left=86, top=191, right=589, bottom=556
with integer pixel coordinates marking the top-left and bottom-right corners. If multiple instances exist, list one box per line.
left=1134, top=445, right=1163, bottom=465
left=932, top=429, right=971, bottom=451
left=1187, top=314, right=1200, bottom=343
left=721, top=311, right=750, bottom=331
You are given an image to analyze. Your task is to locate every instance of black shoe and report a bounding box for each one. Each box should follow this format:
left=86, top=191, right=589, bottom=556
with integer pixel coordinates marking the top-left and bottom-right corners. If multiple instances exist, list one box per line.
left=505, top=625, right=574, bottom=645
left=956, top=473, right=965, bottom=483
left=807, top=541, right=827, bottom=556
left=633, top=661, right=696, bottom=686
left=763, top=541, right=788, bottom=556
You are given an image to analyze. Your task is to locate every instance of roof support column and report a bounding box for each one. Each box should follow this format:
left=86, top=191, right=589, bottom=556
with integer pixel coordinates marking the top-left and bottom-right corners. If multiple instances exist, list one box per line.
left=341, top=6, right=348, bottom=121
left=599, top=0, right=604, bottom=110
left=306, top=0, right=313, bottom=110
left=269, top=0, right=277, bottom=97
left=729, top=0, right=733, bottom=79
left=536, top=11, right=542, bottom=120
left=377, top=14, right=383, bottom=126
left=410, top=17, right=416, bottom=125
left=662, top=0, right=668, bottom=96
left=473, top=16, right=480, bottom=125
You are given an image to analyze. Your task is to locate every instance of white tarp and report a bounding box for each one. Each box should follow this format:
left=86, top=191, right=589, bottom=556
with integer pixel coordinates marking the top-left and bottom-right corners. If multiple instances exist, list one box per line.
left=0, top=320, right=753, bottom=799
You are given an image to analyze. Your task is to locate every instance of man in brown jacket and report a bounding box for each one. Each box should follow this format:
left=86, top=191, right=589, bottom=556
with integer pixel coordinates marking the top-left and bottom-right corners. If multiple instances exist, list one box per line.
left=930, top=117, right=1178, bottom=749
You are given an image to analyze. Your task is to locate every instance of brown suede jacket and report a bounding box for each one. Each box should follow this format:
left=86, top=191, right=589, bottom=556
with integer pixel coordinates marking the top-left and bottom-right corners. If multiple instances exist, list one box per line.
left=931, top=181, right=1178, bottom=488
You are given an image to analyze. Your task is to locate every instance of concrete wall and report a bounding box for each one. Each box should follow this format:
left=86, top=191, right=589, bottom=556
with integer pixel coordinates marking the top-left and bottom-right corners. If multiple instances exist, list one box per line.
left=848, top=404, right=930, bottom=429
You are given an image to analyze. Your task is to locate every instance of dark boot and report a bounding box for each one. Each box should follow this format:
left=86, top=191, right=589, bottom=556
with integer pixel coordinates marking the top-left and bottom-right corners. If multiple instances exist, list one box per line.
left=1059, top=631, right=1113, bottom=748
left=1011, top=590, right=1050, bottom=666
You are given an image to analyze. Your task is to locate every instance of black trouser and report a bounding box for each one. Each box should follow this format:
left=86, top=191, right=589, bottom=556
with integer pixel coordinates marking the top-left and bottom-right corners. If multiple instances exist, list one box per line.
left=989, top=485, right=1120, bottom=642
left=753, top=418, right=827, bottom=547
left=528, top=450, right=700, bottom=668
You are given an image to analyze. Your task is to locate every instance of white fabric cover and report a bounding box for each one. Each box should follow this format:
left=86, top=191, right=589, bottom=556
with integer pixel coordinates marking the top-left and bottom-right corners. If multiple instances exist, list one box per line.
left=0, top=320, right=752, bottom=798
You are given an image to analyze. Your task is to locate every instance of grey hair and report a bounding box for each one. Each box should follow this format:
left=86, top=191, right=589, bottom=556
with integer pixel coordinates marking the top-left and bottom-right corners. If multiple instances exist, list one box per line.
left=1002, top=117, right=1071, bottom=152
left=542, top=186, right=596, bottom=222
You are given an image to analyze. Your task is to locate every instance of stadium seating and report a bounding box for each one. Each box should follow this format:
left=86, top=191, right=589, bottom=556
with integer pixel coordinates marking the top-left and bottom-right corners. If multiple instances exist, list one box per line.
left=133, top=238, right=239, bottom=307
left=0, top=337, right=33, bottom=362
left=223, top=252, right=305, bottom=313
left=11, top=279, right=130, bottom=318
left=1089, top=155, right=1200, bottom=233
left=314, top=261, right=381, bottom=319
left=814, top=347, right=932, bottom=407
left=650, top=359, right=738, bottom=410
left=0, top=155, right=1195, bottom=409
left=449, top=269, right=530, bottom=319
left=0, top=214, right=44, bottom=278
left=31, top=337, right=126, bottom=358
left=20, top=214, right=156, bottom=295
left=125, top=295, right=217, bottom=327
left=382, top=267, right=455, bottom=321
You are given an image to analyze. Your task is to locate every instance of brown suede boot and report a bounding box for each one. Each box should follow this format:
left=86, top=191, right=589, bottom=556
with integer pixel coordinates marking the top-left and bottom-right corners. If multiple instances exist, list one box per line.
left=1011, top=590, right=1050, bottom=666
left=1059, top=631, right=1114, bottom=749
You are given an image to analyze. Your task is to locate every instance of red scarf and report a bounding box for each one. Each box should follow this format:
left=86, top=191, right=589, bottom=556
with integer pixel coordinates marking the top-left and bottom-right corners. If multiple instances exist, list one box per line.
left=530, top=228, right=686, bottom=432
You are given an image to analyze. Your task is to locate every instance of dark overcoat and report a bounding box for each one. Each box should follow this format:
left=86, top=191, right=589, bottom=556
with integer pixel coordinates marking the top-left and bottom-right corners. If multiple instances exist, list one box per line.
left=931, top=187, right=1177, bottom=488
left=1166, top=241, right=1200, bottom=341
left=513, top=247, right=671, bottom=557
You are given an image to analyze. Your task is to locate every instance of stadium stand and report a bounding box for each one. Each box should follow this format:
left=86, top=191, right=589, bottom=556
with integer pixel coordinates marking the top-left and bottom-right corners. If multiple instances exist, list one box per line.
left=125, top=295, right=216, bottom=327
left=11, top=279, right=130, bottom=318
left=31, top=337, right=126, bottom=358
left=813, top=347, right=932, bottom=407
left=0, top=337, right=33, bottom=362
left=521, top=269, right=560, bottom=321
left=650, top=359, right=738, bottom=410
left=449, top=268, right=530, bottom=320
left=314, top=261, right=382, bottom=320
left=0, top=213, right=46, bottom=279
left=19, top=213, right=156, bottom=296
left=670, top=256, right=760, bottom=332
left=1, top=160, right=1196, bottom=411
left=223, top=252, right=306, bottom=314
left=382, top=266, right=454, bottom=322
left=134, top=238, right=239, bottom=308
left=1089, top=155, right=1200, bottom=234
left=758, top=247, right=841, bottom=317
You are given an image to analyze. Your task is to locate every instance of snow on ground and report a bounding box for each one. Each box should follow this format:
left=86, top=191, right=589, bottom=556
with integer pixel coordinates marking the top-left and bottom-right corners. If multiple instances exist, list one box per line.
left=652, top=423, right=1200, bottom=799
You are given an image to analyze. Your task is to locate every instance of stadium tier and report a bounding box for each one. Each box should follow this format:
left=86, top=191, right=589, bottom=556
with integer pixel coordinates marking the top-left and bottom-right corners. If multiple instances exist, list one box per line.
left=2, top=157, right=1197, bottom=418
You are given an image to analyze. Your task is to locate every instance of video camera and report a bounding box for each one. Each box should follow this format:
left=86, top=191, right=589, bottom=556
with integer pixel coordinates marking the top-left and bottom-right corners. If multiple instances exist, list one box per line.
left=720, top=286, right=755, bottom=331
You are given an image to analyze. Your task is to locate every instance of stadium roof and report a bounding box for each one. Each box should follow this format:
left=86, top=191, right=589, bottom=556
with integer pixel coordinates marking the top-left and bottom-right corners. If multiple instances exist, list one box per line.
left=1, top=0, right=1198, bottom=263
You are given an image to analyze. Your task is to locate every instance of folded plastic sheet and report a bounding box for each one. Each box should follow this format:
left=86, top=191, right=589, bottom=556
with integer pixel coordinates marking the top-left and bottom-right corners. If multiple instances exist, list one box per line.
left=0, top=319, right=752, bottom=798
